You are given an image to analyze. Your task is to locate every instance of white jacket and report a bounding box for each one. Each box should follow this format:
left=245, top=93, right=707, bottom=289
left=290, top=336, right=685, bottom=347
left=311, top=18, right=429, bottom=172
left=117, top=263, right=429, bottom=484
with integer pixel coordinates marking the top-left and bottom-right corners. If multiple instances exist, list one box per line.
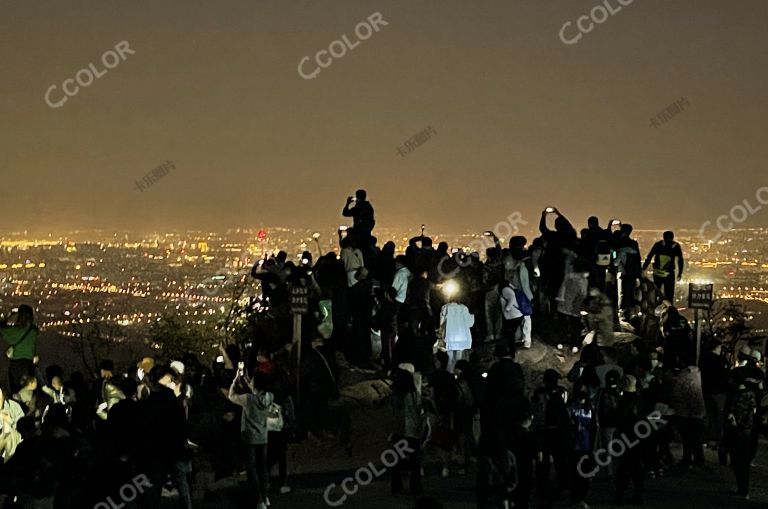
left=440, top=302, right=475, bottom=351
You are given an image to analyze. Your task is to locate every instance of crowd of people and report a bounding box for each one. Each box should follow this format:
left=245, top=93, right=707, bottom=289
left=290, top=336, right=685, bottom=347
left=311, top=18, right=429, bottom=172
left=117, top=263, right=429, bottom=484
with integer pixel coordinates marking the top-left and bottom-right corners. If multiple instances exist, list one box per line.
left=0, top=189, right=765, bottom=509
left=0, top=305, right=296, bottom=509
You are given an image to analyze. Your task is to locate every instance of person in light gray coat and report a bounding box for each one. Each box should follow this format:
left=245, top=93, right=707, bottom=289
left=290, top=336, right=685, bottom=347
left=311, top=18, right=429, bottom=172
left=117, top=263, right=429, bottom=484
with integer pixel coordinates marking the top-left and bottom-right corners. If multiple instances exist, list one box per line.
left=229, top=369, right=275, bottom=509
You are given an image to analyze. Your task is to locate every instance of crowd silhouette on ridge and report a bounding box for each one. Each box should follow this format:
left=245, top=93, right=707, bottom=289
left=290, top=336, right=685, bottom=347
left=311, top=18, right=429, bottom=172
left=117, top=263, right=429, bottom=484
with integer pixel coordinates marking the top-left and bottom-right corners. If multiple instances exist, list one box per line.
left=0, top=189, right=765, bottom=509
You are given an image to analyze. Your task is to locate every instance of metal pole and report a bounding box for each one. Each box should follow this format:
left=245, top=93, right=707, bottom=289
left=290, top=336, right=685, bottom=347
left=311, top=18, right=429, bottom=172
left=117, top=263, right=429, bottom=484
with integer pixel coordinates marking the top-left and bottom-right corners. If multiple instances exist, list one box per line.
left=695, top=308, right=702, bottom=366
left=293, top=313, right=302, bottom=406
left=616, top=271, right=623, bottom=321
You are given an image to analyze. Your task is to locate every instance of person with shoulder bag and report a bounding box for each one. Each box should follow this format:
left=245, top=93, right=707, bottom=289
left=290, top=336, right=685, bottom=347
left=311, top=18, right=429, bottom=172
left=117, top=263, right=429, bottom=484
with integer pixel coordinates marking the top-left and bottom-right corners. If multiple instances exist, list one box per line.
left=229, top=368, right=275, bottom=509
left=500, top=259, right=533, bottom=350
left=261, top=354, right=294, bottom=495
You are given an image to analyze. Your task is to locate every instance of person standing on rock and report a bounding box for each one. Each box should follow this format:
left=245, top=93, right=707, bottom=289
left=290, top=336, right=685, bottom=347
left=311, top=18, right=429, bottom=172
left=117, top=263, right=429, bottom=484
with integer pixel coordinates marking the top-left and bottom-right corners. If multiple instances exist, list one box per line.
left=642, top=231, right=684, bottom=303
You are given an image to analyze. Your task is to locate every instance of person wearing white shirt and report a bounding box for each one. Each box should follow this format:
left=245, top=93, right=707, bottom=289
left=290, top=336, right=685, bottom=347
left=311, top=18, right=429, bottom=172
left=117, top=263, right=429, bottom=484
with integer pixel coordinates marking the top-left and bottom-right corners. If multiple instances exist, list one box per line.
left=502, top=257, right=533, bottom=349
left=340, top=236, right=365, bottom=287
left=392, top=256, right=412, bottom=305
left=440, top=300, right=475, bottom=372
left=0, top=386, right=24, bottom=462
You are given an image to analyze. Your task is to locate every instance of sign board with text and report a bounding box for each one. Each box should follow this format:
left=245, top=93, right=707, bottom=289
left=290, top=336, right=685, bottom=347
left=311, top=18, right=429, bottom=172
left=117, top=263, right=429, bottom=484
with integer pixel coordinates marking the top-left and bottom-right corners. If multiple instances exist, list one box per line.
left=688, top=283, right=714, bottom=310
left=290, top=285, right=309, bottom=314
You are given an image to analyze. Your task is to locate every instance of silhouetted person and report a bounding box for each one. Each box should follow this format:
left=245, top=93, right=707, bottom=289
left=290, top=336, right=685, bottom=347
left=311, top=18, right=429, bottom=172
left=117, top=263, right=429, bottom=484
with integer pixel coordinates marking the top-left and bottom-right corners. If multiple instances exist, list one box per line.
left=538, top=207, right=577, bottom=316
left=481, top=343, right=525, bottom=439
left=390, top=364, right=423, bottom=495
left=342, top=189, right=375, bottom=236
left=614, top=375, right=644, bottom=505
left=700, top=340, right=730, bottom=444
left=374, top=287, right=399, bottom=371
left=569, top=384, right=596, bottom=509
left=580, top=217, right=609, bottom=285
left=725, top=369, right=757, bottom=500
left=407, top=235, right=434, bottom=276
left=375, top=241, right=397, bottom=288
left=136, top=366, right=188, bottom=509
left=505, top=405, right=539, bottom=509
left=229, top=370, right=274, bottom=509
left=482, top=247, right=504, bottom=342
left=642, top=231, right=684, bottom=302
left=348, top=267, right=374, bottom=367
left=532, top=369, right=570, bottom=498
left=616, top=223, right=642, bottom=318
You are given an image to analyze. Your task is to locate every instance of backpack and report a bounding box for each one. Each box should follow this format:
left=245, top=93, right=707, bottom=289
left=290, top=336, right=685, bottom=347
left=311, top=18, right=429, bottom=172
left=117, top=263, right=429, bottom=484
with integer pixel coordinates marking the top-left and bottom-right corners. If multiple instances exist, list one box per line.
left=510, top=264, right=533, bottom=316
left=514, top=288, right=533, bottom=316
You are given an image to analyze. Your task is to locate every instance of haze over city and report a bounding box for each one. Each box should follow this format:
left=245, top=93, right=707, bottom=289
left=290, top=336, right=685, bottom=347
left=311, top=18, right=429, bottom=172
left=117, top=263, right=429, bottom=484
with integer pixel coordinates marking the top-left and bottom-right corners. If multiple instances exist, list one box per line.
left=2, top=0, right=768, bottom=233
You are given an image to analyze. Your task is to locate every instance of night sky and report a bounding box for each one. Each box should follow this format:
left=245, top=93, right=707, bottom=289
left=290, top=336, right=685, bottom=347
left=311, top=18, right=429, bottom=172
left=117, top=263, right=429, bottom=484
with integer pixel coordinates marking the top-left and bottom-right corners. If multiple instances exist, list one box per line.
left=1, top=0, right=767, bottom=234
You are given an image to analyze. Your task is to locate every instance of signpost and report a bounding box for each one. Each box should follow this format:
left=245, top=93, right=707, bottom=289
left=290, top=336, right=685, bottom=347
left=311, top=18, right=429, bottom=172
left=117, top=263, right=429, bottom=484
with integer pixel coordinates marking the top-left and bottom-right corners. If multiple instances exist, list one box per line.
left=290, top=284, right=309, bottom=405
left=688, top=282, right=714, bottom=366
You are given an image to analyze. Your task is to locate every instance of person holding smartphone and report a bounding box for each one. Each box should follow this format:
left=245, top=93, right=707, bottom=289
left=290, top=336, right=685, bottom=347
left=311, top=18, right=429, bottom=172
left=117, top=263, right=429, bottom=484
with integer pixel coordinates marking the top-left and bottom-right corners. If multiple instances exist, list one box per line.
left=341, top=189, right=376, bottom=237
left=1, top=305, right=39, bottom=393
left=229, top=367, right=275, bottom=509
left=538, top=207, right=577, bottom=319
